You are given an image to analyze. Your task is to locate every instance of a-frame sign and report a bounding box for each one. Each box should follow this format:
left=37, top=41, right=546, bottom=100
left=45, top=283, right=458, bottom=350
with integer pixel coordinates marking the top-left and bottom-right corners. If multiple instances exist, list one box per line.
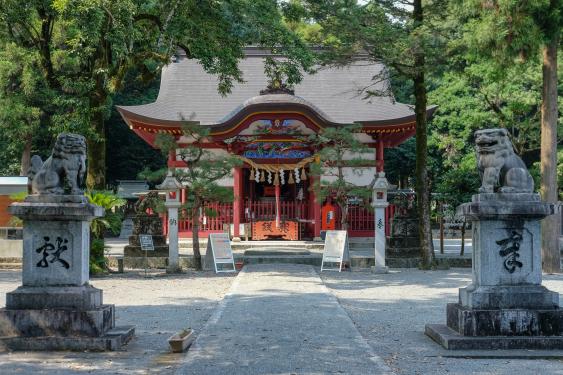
left=321, top=230, right=350, bottom=272
left=203, top=233, right=236, bottom=273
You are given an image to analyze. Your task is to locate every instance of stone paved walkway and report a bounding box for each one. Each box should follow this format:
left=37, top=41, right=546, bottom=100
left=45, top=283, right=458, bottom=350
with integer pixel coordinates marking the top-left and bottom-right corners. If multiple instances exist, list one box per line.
left=176, top=264, right=391, bottom=375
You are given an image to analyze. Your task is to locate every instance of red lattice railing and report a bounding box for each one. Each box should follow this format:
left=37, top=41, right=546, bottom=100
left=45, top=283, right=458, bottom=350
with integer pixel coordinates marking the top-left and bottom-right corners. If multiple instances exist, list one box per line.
left=174, top=200, right=395, bottom=238
left=244, top=200, right=309, bottom=221
left=177, top=202, right=233, bottom=234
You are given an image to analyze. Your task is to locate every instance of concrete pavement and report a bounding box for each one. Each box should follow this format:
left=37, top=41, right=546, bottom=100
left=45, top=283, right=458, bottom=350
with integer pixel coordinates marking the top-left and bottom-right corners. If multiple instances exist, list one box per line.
left=177, top=264, right=392, bottom=374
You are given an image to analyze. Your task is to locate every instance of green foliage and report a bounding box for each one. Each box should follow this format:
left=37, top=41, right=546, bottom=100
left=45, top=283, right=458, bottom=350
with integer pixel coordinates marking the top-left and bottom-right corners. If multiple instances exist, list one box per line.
left=85, top=190, right=126, bottom=240
left=0, top=0, right=314, bottom=187
left=89, top=238, right=106, bottom=275
left=434, top=153, right=480, bottom=209
left=309, top=124, right=374, bottom=228
left=149, top=121, right=242, bottom=270
left=155, top=123, right=242, bottom=214
left=530, top=148, right=563, bottom=199
left=106, top=75, right=166, bottom=184
left=384, top=138, right=416, bottom=188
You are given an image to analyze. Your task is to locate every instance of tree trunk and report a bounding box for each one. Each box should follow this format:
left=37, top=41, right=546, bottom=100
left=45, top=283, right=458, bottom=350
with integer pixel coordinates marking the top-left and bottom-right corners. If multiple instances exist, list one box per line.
left=540, top=36, right=560, bottom=273
left=413, top=0, right=435, bottom=269
left=192, top=208, right=202, bottom=270
left=86, top=90, right=107, bottom=190
left=338, top=201, right=348, bottom=231
left=20, top=134, right=32, bottom=176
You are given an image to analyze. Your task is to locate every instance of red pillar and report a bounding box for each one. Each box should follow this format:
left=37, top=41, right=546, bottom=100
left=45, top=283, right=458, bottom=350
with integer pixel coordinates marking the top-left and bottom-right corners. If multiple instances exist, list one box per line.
left=309, top=176, right=322, bottom=239
left=232, top=167, right=243, bottom=241
left=275, top=184, right=281, bottom=228
left=376, top=139, right=384, bottom=172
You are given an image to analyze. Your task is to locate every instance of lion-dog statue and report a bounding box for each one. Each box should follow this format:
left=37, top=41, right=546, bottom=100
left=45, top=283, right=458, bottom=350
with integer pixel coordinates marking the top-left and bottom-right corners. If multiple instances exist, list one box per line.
left=28, top=133, right=87, bottom=195
left=475, top=128, right=533, bottom=193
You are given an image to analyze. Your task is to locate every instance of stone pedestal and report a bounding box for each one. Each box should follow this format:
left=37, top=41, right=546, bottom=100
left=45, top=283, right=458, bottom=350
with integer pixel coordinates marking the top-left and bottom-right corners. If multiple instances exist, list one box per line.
left=426, top=193, right=563, bottom=350
left=0, top=195, right=134, bottom=351
left=124, top=214, right=168, bottom=256
left=386, top=215, right=422, bottom=268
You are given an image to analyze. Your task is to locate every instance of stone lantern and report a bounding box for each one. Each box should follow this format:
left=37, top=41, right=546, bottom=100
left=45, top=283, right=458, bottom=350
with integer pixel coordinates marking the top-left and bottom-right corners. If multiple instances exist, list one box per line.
left=157, top=173, right=183, bottom=273
left=372, top=172, right=389, bottom=273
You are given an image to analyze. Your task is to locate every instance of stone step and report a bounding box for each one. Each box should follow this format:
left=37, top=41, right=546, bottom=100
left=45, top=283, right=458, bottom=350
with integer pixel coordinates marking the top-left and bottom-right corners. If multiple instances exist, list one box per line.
left=244, top=249, right=311, bottom=256
left=0, top=263, right=22, bottom=269
left=243, top=255, right=322, bottom=266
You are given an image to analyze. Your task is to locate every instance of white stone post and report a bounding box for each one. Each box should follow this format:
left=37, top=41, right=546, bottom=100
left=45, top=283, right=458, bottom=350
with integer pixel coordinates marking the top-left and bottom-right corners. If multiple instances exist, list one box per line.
left=157, top=173, right=183, bottom=273
left=166, top=200, right=181, bottom=272
left=372, top=172, right=389, bottom=274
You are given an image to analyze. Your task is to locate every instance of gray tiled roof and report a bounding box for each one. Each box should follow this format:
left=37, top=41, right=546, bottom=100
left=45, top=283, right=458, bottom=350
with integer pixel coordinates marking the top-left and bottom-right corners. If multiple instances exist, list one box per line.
left=118, top=49, right=416, bottom=125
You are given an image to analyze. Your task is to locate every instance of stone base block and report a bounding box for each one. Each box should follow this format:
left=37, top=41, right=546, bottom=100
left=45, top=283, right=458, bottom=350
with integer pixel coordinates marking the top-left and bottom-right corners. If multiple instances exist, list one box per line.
left=371, top=265, right=389, bottom=274
left=386, top=246, right=421, bottom=258
left=459, top=285, right=560, bottom=309
left=447, top=303, right=563, bottom=336
left=0, top=325, right=135, bottom=351
left=0, top=305, right=115, bottom=337
left=6, top=285, right=102, bottom=310
left=387, top=257, right=422, bottom=268
left=124, top=245, right=169, bottom=257
left=425, top=324, right=563, bottom=350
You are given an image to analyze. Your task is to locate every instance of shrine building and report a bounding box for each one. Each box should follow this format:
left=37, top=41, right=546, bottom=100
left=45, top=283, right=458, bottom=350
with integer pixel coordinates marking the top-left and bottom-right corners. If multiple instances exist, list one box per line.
left=117, top=47, right=435, bottom=241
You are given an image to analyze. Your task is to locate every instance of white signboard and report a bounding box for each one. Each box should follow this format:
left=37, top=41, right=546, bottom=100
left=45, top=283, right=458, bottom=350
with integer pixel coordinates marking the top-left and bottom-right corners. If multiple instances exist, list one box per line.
left=139, top=234, right=154, bottom=251
left=203, top=233, right=236, bottom=273
left=321, top=230, right=350, bottom=272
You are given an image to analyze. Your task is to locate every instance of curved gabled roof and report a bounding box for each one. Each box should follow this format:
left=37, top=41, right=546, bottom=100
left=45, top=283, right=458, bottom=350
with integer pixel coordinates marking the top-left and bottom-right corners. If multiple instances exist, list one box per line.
left=117, top=48, right=417, bottom=126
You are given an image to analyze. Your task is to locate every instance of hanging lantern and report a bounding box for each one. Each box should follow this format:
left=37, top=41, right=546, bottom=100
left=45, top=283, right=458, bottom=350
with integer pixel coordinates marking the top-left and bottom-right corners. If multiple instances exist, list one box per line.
left=260, top=171, right=265, bottom=182
left=301, top=167, right=307, bottom=180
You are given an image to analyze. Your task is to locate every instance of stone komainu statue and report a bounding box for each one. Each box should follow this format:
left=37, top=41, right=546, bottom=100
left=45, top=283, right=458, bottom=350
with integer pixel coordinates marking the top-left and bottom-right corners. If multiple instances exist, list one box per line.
left=28, top=133, right=87, bottom=195
left=475, top=128, right=534, bottom=193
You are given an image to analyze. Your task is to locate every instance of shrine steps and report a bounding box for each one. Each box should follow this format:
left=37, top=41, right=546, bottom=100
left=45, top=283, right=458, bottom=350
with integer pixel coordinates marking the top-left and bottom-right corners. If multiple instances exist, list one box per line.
left=241, top=248, right=322, bottom=267
left=179, top=239, right=325, bottom=252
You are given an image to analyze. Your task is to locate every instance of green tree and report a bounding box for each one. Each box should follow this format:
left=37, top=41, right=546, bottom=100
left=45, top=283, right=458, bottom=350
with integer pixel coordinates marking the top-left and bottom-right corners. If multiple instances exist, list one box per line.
left=309, top=124, right=375, bottom=230
left=0, top=42, right=50, bottom=175
left=105, top=74, right=166, bottom=184
left=152, top=123, right=242, bottom=270
left=0, top=0, right=314, bottom=189
left=451, top=0, right=563, bottom=272
left=302, top=0, right=448, bottom=268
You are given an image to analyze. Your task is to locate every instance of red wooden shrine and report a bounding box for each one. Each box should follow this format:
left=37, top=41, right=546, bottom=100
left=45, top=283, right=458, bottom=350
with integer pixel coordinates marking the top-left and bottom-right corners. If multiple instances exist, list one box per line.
left=117, top=48, right=435, bottom=240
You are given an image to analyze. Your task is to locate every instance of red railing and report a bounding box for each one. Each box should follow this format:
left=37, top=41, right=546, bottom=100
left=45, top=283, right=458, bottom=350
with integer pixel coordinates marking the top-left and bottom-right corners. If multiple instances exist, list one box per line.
left=178, top=202, right=233, bottom=236
left=175, top=200, right=396, bottom=238
left=244, top=200, right=309, bottom=221
left=336, top=204, right=396, bottom=237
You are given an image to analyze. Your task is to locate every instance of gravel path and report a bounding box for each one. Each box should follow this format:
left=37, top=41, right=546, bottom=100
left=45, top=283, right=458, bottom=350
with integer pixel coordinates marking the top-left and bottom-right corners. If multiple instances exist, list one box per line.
left=321, top=269, right=563, bottom=375
left=1, top=267, right=562, bottom=374
left=0, top=270, right=235, bottom=374
left=177, top=264, right=391, bottom=375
